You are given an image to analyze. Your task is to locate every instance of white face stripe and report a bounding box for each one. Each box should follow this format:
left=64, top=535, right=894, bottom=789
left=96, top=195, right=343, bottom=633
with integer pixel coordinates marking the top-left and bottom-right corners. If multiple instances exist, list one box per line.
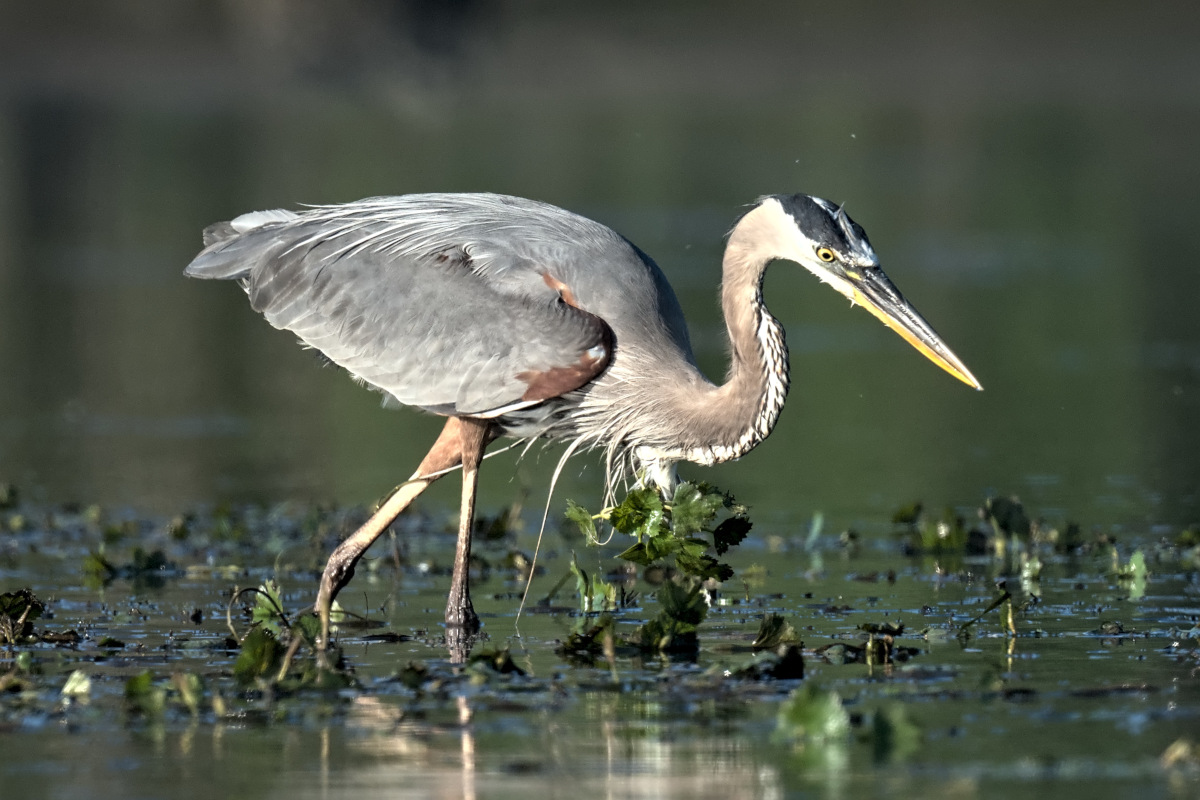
left=751, top=199, right=860, bottom=304
left=774, top=196, right=878, bottom=270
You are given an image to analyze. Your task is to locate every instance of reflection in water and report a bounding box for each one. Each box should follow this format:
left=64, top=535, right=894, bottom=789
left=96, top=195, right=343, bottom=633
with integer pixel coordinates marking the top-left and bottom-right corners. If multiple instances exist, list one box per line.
left=459, top=695, right=475, bottom=800
left=319, top=693, right=786, bottom=800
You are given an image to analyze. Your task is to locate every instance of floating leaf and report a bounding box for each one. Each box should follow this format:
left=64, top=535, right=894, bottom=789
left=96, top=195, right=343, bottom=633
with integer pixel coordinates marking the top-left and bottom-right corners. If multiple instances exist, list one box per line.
left=636, top=579, right=708, bottom=652
left=727, top=644, right=805, bottom=680
left=394, top=661, right=429, bottom=690
left=754, top=613, right=801, bottom=650
left=0, top=589, right=43, bottom=643
left=82, top=552, right=118, bottom=586
left=233, top=627, right=282, bottom=684
left=0, top=589, right=43, bottom=622
left=556, top=615, right=616, bottom=662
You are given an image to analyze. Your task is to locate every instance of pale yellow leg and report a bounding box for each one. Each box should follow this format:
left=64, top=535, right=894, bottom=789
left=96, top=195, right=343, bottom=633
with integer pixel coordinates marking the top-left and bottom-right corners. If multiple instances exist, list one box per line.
left=446, top=417, right=489, bottom=630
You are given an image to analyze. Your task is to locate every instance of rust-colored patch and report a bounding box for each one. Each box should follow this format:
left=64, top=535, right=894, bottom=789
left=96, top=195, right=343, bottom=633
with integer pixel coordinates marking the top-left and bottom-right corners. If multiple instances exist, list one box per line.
left=516, top=340, right=610, bottom=401
left=515, top=273, right=614, bottom=402
left=433, top=246, right=473, bottom=270
left=542, top=272, right=581, bottom=307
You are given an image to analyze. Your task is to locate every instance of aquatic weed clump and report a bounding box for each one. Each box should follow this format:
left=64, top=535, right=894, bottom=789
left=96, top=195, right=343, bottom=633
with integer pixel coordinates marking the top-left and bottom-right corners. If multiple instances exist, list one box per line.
left=564, top=481, right=751, bottom=651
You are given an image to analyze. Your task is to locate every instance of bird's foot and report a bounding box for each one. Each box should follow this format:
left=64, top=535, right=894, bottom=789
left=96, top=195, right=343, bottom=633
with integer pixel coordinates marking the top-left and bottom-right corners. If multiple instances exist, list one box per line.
left=313, top=551, right=359, bottom=659
left=445, top=591, right=480, bottom=632
left=445, top=605, right=482, bottom=665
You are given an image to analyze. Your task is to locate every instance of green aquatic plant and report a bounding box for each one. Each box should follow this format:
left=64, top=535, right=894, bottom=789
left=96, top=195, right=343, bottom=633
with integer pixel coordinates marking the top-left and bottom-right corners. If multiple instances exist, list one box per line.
left=774, top=683, right=850, bottom=743
left=60, top=669, right=91, bottom=700
left=984, top=496, right=1031, bottom=540
left=248, top=579, right=288, bottom=635
left=635, top=578, right=708, bottom=653
left=1115, top=549, right=1148, bottom=600
left=568, top=552, right=617, bottom=614
left=466, top=647, right=526, bottom=679
left=233, top=627, right=284, bottom=684
left=893, top=502, right=976, bottom=558
left=565, top=481, right=751, bottom=652
left=555, top=614, right=617, bottom=665
left=753, top=613, right=802, bottom=651
left=123, top=670, right=207, bottom=717
left=869, top=704, right=922, bottom=764
left=227, top=581, right=341, bottom=686
left=566, top=481, right=750, bottom=582
left=957, top=585, right=1016, bottom=636
left=81, top=547, right=172, bottom=590
left=124, top=671, right=167, bottom=717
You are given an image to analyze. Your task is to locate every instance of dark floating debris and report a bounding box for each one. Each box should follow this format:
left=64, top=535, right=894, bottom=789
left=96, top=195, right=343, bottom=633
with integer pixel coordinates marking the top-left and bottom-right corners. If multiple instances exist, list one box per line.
left=0, top=589, right=43, bottom=644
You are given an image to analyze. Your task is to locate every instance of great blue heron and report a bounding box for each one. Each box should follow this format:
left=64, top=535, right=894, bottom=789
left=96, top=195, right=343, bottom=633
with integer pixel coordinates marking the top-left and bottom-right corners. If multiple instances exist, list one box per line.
left=185, top=192, right=980, bottom=650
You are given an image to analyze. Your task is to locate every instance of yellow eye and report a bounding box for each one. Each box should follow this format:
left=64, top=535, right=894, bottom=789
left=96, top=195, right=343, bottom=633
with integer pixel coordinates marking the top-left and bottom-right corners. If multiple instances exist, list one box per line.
left=816, top=247, right=836, bottom=262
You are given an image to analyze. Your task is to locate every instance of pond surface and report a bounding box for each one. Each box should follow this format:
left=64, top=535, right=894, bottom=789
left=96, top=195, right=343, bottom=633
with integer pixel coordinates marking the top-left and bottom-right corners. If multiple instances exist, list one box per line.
left=1, top=2, right=1199, bottom=798
left=2, top=498, right=1198, bottom=799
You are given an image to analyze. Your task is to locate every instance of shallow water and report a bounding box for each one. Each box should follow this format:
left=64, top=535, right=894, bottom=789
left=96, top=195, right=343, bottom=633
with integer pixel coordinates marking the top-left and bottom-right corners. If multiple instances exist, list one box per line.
left=2, top=3, right=1200, bottom=798
left=2, top=501, right=1198, bottom=799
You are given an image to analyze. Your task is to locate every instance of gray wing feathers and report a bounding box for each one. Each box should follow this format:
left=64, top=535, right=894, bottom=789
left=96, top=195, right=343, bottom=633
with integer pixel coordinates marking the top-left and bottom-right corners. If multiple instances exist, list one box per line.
left=190, top=209, right=303, bottom=277
left=184, top=195, right=617, bottom=416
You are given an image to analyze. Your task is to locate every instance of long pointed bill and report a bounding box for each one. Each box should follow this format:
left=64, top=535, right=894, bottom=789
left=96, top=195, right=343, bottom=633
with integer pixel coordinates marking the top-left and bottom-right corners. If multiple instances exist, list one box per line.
left=849, top=269, right=983, bottom=390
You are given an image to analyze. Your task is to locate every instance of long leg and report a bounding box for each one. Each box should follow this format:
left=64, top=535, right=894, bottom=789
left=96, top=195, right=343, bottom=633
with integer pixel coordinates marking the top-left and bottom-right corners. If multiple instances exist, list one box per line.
left=446, top=417, right=490, bottom=631
left=314, top=417, right=466, bottom=651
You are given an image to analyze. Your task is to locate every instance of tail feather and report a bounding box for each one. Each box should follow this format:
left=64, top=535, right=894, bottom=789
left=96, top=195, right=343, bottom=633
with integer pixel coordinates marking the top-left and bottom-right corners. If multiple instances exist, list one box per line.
left=185, top=208, right=299, bottom=280
left=201, top=221, right=237, bottom=247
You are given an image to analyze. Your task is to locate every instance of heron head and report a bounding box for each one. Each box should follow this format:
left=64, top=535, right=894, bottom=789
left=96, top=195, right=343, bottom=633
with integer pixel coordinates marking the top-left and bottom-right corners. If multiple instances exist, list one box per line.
left=747, top=193, right=982, bottom=390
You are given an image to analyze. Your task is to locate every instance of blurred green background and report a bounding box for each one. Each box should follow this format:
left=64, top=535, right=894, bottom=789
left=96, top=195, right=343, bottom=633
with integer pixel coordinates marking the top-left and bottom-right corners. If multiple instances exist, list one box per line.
left=0, top=0, right=1196, bottom=530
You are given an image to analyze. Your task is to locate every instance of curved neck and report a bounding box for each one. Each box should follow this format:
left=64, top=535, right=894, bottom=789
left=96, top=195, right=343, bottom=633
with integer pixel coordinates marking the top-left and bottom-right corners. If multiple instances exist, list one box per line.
left=677, top=203, right=791, bottom=464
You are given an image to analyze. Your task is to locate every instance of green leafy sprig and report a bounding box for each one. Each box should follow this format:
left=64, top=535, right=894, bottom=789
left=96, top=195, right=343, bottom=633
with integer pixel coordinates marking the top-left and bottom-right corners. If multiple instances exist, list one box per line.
left=566, top=482, right=751, bottom=582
